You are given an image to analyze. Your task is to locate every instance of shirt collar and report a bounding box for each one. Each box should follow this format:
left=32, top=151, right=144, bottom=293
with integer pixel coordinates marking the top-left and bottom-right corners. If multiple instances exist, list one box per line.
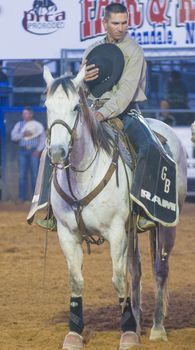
left=104, top=32, right=129, bottom=44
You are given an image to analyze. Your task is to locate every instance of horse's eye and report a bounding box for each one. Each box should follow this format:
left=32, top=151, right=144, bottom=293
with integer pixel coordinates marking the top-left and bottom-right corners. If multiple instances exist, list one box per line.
left=73, top=104, right=79, bottom=112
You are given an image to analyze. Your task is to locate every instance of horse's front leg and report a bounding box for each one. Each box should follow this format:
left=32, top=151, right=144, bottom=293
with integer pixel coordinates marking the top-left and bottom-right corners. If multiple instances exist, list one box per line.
left=150, top=225, right=176, bottom=342
left=57, top=221, right=84, bottom=350
left=109, top=224, right=139, bottom=350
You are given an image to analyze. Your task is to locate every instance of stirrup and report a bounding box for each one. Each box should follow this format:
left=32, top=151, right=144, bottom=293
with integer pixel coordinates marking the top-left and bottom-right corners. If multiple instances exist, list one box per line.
left=36, top=216, right=57, bottom=231
left=137, top=215, right=156, bottom=232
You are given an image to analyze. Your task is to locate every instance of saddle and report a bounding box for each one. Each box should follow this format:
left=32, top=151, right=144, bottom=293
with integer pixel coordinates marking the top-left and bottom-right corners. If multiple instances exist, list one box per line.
left=108, top=117, right=167, bottom=144
left=107, top=117, right=167, bottom=170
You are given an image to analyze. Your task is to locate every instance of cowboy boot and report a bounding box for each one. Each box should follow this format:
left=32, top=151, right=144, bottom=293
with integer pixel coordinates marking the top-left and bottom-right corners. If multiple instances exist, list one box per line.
left=36, top=206, right=57, bottom=231
left=36, top=215, right=57, bottom=231
left=137, top=215, right=156, bottom=232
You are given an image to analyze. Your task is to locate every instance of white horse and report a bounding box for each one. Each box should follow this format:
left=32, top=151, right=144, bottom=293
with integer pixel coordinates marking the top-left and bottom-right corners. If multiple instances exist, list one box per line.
left=43, top=65, right=187, bottom=350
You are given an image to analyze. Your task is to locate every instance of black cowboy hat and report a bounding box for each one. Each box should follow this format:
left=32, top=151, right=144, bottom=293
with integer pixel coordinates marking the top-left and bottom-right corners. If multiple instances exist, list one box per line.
left=85, top=43, right=125, bottom=98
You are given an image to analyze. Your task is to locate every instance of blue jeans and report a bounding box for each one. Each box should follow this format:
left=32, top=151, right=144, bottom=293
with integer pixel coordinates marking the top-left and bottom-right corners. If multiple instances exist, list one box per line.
left=18, top=148, right=40, bottom=201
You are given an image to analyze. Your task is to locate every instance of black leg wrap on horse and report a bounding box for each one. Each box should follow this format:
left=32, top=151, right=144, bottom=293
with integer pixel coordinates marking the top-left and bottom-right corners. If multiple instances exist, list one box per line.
left=119, top=297, right=136, bottom=332
left=69, top=297, right=84, bottom=335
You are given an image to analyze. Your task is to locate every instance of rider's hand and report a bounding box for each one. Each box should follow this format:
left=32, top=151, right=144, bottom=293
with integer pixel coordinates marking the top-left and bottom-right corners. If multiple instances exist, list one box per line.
left=95, top=111, right=105, bottom=122
left=81, top=59, right=99, bottom=82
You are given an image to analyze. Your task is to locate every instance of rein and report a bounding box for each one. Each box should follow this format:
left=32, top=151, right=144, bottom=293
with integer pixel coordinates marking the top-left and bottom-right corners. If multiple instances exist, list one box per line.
left=70, top=147, right=99, bottom=172
left=53, top=147, right=119, bottom=254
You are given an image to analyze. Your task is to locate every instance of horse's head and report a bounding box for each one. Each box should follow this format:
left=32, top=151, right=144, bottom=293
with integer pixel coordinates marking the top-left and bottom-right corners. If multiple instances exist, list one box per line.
left=43, top=65, right=85, bottom=165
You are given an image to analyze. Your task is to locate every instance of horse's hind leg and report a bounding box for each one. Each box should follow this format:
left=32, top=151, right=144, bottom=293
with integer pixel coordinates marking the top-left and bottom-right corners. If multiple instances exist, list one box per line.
left=150, top=225, right=176, bottom=341
left=57, top=223, right=84, bottom=349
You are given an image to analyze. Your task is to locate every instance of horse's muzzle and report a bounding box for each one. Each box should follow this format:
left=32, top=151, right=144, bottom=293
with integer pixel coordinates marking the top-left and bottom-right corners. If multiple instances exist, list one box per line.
left=48, top=145, right=67, bottom=164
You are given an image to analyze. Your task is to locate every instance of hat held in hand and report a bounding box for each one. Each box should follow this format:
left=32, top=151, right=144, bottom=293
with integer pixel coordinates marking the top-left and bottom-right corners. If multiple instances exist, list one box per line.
left=22, top=121, right=43, bottom=140
left=85, top=43, right=125, bottom=98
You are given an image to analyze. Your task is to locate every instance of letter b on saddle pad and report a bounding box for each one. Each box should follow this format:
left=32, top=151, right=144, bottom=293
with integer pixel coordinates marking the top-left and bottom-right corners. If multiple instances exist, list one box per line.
left=131, top=144, right=178, bottom=226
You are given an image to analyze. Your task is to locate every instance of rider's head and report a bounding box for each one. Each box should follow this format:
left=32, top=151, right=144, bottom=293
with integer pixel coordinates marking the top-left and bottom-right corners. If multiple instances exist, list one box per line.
left=103, top=3, right=128, bottom=43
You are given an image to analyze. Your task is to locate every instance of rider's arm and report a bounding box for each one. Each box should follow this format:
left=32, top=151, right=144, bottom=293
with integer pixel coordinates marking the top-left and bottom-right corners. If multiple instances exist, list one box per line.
left=98, top=45, right=147, bottom=119
left=11, top=122, right=23, bottom=142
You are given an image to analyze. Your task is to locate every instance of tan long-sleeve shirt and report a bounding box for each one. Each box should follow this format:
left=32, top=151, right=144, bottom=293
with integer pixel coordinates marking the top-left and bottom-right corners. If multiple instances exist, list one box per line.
left=83, top=33, right=147, bottom=119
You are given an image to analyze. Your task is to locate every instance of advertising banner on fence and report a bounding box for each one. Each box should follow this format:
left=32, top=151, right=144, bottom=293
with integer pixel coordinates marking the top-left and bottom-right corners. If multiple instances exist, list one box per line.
left=0, top=0, right=195, bottom=59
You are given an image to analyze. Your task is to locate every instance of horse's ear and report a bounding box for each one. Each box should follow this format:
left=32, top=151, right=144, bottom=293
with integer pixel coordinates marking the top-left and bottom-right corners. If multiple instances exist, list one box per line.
left=43, top=65, right=54, bottom=86
left=73, top=65, right=86, bottom=88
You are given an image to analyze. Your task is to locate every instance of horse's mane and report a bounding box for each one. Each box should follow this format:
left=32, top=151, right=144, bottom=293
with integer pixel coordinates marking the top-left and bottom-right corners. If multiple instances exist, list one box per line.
left=49, top=76, right=114, bottom=155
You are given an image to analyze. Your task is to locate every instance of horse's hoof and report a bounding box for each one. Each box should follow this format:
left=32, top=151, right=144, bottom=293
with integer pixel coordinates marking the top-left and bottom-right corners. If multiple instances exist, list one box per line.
left=150, top=326, right=168, bottom=341
left=62, top=332, right=83, bottom=350
left=119, top=331, right=140, bottom=349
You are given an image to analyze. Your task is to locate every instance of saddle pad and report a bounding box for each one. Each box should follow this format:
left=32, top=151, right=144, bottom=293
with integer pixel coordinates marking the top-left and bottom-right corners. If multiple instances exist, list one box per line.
left=130, top=142, right=178, bottom=226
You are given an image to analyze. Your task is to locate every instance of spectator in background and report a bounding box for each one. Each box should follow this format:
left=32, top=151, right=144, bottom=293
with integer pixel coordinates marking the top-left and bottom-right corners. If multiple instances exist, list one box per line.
left=11, top=106, right=45, bottom=202
left=160, top=70, right=189, bottom=126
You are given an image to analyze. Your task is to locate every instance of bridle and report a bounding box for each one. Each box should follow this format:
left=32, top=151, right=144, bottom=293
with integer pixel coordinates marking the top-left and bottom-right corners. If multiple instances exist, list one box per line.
left=46, top=107, right=80, bottom=169
left=46, top=104, right=100, bottom=172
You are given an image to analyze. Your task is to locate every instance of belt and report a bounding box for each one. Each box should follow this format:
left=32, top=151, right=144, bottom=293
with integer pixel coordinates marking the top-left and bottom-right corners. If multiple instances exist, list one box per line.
left=19, top=145, right=36, bottom=150
left=125, top=102, right=139, bottom=112
left=118, top=102, right=140, bottom=120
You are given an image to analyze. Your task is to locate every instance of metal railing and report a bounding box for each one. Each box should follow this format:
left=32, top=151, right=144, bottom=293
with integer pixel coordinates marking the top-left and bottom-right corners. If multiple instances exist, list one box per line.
left=141, top=108, right=195, bottom=133
left=141, top=108, right=195, bottom=119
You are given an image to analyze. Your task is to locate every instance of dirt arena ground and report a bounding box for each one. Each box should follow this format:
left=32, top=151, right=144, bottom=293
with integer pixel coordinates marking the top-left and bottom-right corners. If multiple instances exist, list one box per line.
left=0, top=201, right=195, bottom=350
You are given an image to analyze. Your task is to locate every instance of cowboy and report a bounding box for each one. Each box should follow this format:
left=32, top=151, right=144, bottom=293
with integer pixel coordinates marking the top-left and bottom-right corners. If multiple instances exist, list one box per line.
left=36, top=2, right=177, bottom=230
left=11, top=106, right=46, bottom=202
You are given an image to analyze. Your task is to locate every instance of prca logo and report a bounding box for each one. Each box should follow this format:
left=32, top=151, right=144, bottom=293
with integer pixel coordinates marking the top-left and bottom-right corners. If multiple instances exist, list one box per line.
left=22, top=0, right=66, bottom=35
